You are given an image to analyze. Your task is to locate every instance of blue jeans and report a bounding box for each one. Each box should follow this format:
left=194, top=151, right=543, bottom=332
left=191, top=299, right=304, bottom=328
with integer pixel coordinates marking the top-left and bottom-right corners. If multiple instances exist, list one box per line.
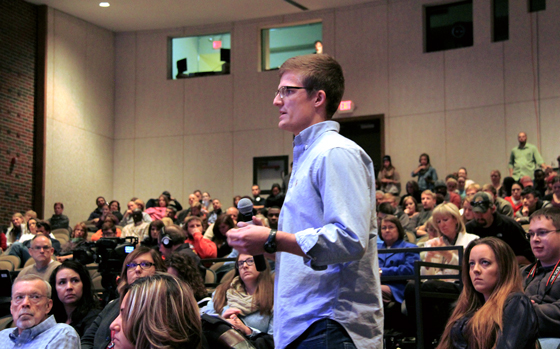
left=286, top=319, right=356, bottom=349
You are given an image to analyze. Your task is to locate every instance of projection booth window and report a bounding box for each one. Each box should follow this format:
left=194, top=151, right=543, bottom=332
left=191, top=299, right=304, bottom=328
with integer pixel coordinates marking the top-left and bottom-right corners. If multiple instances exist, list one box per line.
left=261, top=22, right=322, bottom=71
left=170, top=32, right=231, bottom=79
left=425, top=1, right=473, bottom=53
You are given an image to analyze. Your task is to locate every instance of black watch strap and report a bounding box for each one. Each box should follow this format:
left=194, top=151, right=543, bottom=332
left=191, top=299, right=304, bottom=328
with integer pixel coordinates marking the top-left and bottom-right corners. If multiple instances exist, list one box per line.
left=264, top=229, right=277, bottom=254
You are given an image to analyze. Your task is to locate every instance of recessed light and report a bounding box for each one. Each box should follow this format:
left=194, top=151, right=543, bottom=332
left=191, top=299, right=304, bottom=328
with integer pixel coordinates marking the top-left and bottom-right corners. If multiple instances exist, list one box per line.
left=99, top=2, right=110, bottom=7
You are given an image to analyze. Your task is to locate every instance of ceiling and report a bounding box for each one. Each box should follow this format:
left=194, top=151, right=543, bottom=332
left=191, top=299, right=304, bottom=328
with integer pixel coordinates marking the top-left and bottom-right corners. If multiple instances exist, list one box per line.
left=25, top=0, right=373, bottom=32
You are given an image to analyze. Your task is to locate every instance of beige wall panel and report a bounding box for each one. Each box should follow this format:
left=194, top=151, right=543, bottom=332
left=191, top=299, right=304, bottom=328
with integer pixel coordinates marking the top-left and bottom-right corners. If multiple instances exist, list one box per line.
left=45, top=119, right=113, bottom=226
left=503, top=1, right=534, bottom=104
left=335, top=3, right=388, bottom=117
left=181, top=22, right=232, bottom=37
left=133, top=136, right=184, bottom=204
left=52, top=11, right=87, bottom=128
left=113, top=139, right=136, bottom=208
left=135, top=29, right=184, bottom=138
left=504, top=101, right=540, bottom=157
left=444, top=44, right=504, bottom=110
left=183, top=133, right=234, bottom=206
left=233, top=128, right=291, bottom=198
left=84, top=24, right=115, bottom=138
left=387, top=112, right=446, bottom=185
left=183, top=75, right=234, bottom=135
left=445, top=106, right=507, bottom=185
left=537, top=2, right=560, bottom=99
left=388, top=1, right=445, bottom=117
left=115, top=33, right=137, bottom=140
left=538, top=98, right=560, bottom=165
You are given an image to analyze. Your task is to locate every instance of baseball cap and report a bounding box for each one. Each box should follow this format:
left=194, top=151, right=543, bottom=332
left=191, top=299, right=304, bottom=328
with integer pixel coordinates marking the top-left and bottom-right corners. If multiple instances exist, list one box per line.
left=434, top=179, right=446, bottom=188
left=470, top=192, right=492, bottom=213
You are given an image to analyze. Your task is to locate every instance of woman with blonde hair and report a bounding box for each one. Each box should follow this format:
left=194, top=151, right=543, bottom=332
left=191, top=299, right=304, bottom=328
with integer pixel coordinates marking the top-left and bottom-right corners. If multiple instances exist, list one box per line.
left=6, top=212, right=27, bottom=246
left=437, top=237, right=538, bottom=349
left=203, top=253, right=274, bottom=340
left=110, top=273, right=203, bottom=349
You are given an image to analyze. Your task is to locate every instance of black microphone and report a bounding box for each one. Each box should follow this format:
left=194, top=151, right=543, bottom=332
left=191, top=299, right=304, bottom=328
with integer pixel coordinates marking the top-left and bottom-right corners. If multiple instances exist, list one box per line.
left=237, top=198, right=267, bottom=272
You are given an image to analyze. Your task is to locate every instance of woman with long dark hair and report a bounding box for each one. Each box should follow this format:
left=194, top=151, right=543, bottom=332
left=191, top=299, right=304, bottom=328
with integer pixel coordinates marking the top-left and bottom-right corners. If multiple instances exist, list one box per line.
left=49, top=260, right=101, bottom=336
left=437, top=237, right=538, bottom=349
left=212, top=214, right=234, bottom=257
left=378, top=155, right=401, bottom=195
left=166, top=252, right=208, bottom=302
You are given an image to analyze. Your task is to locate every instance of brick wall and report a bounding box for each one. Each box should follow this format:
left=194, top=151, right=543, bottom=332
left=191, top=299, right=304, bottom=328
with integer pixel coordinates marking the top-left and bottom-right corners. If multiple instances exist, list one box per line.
left=0, top=0, right=38, bottom=227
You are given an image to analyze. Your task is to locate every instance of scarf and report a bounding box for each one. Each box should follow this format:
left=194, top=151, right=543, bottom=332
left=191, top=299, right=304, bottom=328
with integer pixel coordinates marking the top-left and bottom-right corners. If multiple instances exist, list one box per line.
left=226, top=276, right=258, bottom=316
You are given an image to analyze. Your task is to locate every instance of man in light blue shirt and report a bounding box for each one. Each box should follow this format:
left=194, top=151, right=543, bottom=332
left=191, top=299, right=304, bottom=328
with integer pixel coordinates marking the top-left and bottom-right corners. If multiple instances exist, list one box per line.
left=0, top=274, right=80, bottom=349
left=228, top=54, right=383, bottom=349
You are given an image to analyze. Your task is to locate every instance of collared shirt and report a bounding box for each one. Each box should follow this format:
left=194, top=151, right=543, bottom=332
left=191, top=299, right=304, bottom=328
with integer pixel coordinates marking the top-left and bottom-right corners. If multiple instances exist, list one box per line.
left=276, top=121, right=383, bottom=349
left=0, top=315, right=80, bottom=349
left=509, top=142, right=545, bottom=180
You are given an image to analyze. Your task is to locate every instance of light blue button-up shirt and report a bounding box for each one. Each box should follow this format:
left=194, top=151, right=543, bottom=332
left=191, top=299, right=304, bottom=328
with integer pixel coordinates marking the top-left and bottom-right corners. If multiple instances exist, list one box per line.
left=275, top=120, right=383, bottom=349
left=0, top=315, right=81, bottom=349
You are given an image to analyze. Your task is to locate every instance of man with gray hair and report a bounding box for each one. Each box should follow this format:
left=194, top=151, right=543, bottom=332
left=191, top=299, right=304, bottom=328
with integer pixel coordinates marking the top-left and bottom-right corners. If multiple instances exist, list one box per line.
left=0, top=274, right=80, bottom=348
left=17, top=234, right=61, bottom=281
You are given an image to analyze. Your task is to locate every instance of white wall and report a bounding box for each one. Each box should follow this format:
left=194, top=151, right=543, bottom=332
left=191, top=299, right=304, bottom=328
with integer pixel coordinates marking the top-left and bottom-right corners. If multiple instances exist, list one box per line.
left=45, top=8, right=115, bottom=226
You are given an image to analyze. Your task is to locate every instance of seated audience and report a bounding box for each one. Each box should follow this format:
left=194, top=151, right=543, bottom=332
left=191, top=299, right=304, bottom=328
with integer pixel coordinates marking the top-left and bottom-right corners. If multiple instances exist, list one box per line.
left=175, top=194, right=199, bottom=225
left=47, top=202, right=69, bottom=231
left=515, top=187, right=551, bottom=224
left=109, top=273, right=203, bottom=349
left=446, top=177, right=458, bottom=195
left=520, top=175, right=534, bottom=189
left=81, top=246, right=166, bottom=349
left=145, top=194, right=169, bottom=221
left=466, top=192, right=535, bottom=265
left=207, top=198, right=223, bottom=225
left=57, top=222, right=89, bottom=262
left=24, top=210, right=37, bottom=222
left=183, top=216, right=217, bottom=259
left=460, top=195, right=475, bottom=224
left=9, top=221, right=59, bottom=267
left=119, top=200, right=152, bottom=226
left=49, top=260, right=101, bottom=336
left=267, top=206, right=281, bottom=230
left=157, top=224, right=204, bottom=278
left=402, top=196, right=420, bottom=220
left=141, top=219, right=164, bottom=249
left=94, top=204, right=111, bottom=230
left=17, top=234, right=61, bottom=281
left=252, top=185, right=265, bottom=212
left=108, top=200, right=123, bottom=222
left=414, top=190, right=437, bottom=237
left=6, top=212, right=27, bottom=247
left=0, top=275, right=80, bottom=348
left=233, top=195, right=242, bottom=208
left=201, top=191, right=213, bottom=214
left=437, top=237, right=538, bottom=349
left=87, top=196, right=106, bottom=222
left=378, top=155, right=401, bottom=195
left=457, top=167, right=475, bottom=189
left=226, top=207, right=239, bottom=226
left=499, top=176, right=516, bottom=198
left=122, top=209, right=150, bottom=241
left=0, top=227, right=6, bottom=251
left=465, top=183, right=481, bottom=197
left=504, top=181, right=524, bottom=214
left=434, top=179, right=461, bottom=209
left=544, top=176, right=560, bottom=209
left=378, top=202, right=412, bottom=235
left=203, top=254, right=274, bottom=339
left=416, top=217, right=439, bottom=245
left=523, top=207, right=560, bottom=348
left=264, top=183, right=285, bottom=209
left=457, top=176, right=467, bottom=200
left=534, top=168, right=547, bottom=198
left=378, top=215, right=420, bottom=304
left=482, top=183, right=514, bottom=217
left=411, top=153, right=438, bottom=191
left=211, top=214, right=234, bottom=257
left=91, top=216, right=122, bottom=241
left=399, top=180, right=422, bottom=207
left=166, top=252, right=208, bottom=302
left=490, top=169, right=502, bottom=195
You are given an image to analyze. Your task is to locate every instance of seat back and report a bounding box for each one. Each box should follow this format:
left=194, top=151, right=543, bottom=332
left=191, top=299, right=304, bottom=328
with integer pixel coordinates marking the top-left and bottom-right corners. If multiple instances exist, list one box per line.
left=0, top=256, right=20, bottom=271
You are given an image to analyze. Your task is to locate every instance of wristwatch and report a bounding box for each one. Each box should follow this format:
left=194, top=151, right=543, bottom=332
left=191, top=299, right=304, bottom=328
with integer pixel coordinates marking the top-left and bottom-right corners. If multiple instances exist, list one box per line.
left=264, top=229, right=277, bottom=253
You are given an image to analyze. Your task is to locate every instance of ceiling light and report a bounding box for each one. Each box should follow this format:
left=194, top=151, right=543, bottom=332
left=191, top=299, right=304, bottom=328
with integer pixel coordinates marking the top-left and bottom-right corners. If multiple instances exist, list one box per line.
left=99, top=2, right=110, bottom=7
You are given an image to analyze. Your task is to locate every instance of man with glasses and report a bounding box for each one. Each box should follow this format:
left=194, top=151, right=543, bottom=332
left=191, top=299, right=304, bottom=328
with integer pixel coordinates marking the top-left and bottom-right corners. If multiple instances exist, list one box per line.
left=465, top=192, right=534, bottom=265
left=0, top=275, right=79, bottom=348
left=227, top=54, right=382, bottom=349
left=522, top=207, right=560, bottom=349
left=17, top=234, right=61, bottom=281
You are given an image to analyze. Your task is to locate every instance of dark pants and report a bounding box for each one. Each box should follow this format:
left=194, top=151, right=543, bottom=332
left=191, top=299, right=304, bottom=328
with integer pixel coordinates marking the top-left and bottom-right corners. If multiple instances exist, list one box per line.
left=8, top=242, right=31, bottom=267
left=286, top=319, right=356, bottom=349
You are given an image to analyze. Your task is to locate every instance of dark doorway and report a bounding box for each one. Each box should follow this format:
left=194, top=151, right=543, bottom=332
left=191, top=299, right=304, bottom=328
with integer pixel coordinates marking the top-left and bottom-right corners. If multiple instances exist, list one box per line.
left=336, top=115, right=384, bottom=176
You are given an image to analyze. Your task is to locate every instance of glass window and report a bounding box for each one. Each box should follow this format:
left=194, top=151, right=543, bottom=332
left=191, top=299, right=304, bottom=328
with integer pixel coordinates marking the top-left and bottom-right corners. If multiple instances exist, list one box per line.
left=425, top=1, right=473, bottom=53
left=493, top=0, right=509, bottom=42
left=170, top=33, right=231, bottom=79
left=261, top=22, right=322, bottom=71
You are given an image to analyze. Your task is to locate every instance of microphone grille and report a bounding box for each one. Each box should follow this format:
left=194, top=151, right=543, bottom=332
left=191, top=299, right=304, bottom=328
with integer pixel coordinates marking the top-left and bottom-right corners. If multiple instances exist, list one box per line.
left=237, top=198, right=253, bottom=215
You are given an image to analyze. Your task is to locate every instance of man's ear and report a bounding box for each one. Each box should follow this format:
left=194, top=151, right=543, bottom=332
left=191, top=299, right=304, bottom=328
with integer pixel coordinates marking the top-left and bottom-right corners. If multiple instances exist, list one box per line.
left=45, top=298, right=53, bottom=314
left=314, top=90, right=327, bottom=108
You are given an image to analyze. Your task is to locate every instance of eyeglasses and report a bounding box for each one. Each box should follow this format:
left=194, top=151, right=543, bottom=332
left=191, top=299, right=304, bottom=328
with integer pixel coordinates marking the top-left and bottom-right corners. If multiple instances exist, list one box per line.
left=30, top=245, right=51, bottom=251
left=470, top=201, right=489, bottom=209
left=275, top=86, right=308, bottom=99
left=12, top=294, right=47, bottom=305
left=126, top=262, right=155, bottom=270
left=236, top=258, right=255, bottom=269
left=526, top=229, right=560, bottom=240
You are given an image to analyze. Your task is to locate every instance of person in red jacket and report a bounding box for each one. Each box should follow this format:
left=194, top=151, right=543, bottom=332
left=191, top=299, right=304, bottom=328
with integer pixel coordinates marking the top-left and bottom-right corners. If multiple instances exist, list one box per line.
left=183, top=216, right=217, bottom=259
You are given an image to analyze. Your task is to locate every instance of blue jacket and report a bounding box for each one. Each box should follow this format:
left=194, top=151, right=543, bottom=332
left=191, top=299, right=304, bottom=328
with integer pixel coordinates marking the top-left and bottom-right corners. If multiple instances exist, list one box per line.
left=379, top=239, right=420, bottom=303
